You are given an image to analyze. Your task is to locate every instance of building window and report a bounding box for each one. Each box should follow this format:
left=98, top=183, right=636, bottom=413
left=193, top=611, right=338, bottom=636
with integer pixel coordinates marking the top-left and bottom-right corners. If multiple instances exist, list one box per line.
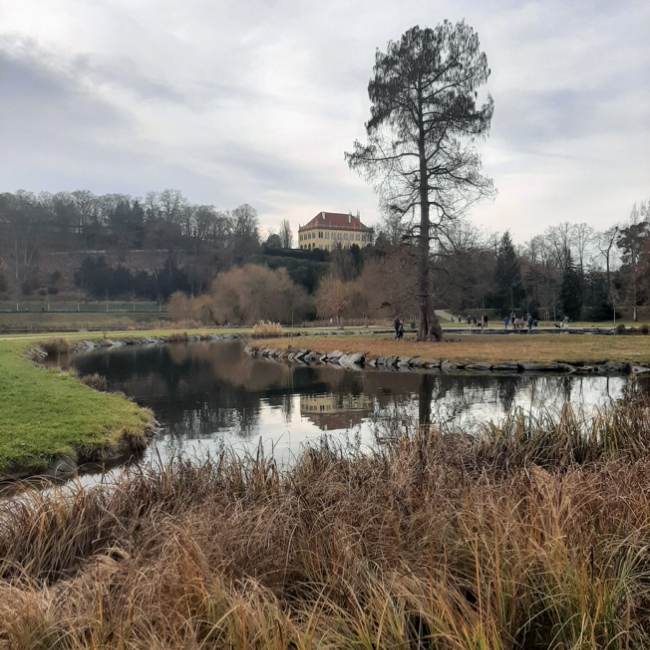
left=356, top=233, right=360, bottom=241
left=325, top=232, right=329, bottom=239
left=319, top=231, right=323, bottom=238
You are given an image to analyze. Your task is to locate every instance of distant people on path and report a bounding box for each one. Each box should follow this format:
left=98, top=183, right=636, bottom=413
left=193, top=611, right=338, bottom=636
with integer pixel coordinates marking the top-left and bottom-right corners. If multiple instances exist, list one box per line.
left=467, top=315, right=472, bottom=326
left=398, top=319, right=404, bottom=340
left=394, top=316, right=400, bottom=340
left=483, top=314, right=489, bottom=329
left=504, top=315, right=509, bottom=330
left=527, top=315, right=534, bottom=333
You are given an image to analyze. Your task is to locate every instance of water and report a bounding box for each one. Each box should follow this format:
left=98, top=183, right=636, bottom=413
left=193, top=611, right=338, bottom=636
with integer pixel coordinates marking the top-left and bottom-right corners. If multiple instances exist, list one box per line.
left=60, top=340, right=633, bottom=481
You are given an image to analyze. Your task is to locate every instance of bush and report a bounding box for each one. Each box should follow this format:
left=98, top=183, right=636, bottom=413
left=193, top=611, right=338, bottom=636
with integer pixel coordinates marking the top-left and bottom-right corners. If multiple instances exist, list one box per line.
left=20, top=279, right=37, bottom=296
left=0, top=273, right=7, bottom=293
left=80, top=373, right=107, bottom=392
left=251, top=321, right=283, bottom=338
left=642, top=324, right=650, bottom=335
left=47, top=286, right=59, bottom=295
left=616, top=323, right=626, bottom=335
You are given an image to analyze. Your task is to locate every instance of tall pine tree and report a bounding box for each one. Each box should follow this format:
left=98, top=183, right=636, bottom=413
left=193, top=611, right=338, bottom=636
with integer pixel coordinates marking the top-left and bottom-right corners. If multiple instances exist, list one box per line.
left=493, top=232, right=524, bottom=316
left=560, top=251, right=582, bottom=321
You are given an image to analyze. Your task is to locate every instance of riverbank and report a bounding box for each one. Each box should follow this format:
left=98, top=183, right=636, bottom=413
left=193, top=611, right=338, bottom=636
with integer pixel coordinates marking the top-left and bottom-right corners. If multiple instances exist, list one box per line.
left=2, top=400, right=650, bottom=647
left=250, top=332, right=650, bottom=370
left=0, top=338, right=154, bottom=479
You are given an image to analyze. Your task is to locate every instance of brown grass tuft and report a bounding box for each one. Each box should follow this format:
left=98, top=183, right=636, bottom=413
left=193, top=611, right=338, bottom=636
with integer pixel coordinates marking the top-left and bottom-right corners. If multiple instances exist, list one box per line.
left=80, top=373, right=107, bottom=392
left=166, top=331, right=189, bottom=342
left=39, top=337, right=72, bottom=357
left=251, top=321, right=283, bottom=338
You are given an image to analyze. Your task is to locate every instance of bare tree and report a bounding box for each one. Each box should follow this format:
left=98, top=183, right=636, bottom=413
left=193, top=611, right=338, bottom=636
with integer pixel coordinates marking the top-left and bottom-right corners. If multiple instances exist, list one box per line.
left=596, top=225, right=620, bottom=300
left=346, top=22, right=495, bottom=341
left=279, top=219, right=293, bottom=249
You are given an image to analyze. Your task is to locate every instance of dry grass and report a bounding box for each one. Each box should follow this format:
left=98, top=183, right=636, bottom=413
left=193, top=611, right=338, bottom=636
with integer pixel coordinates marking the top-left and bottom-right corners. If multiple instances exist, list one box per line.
left=80, top=373, right=107, bottom=392
left=39, top=337, right=73, bottom=357
left=166, top=331, right=190, bottom=343
left=251, top=321, right=283, bottom=338
left=3, top=399, right=650, bottom=647
left=258, top=333, right=650, bottom=365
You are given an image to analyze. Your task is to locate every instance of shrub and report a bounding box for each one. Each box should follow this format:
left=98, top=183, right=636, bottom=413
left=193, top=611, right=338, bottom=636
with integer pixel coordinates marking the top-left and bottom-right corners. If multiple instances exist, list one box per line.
left=47, top=286, right=59, bottom=295
left=641, top=323, right=649, bottom=335
left=80, top=373, right=107, bottom=392
left=630, top=326, right=638, bottom=335
left=251, top=321, right=283, bottom=338
left=616, top=323, right=626, bottom=335
left=39, top=338, right=72, bottom=357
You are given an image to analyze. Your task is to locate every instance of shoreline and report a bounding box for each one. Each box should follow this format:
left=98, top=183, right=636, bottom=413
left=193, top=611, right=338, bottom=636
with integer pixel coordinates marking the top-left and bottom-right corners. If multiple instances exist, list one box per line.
left=245, top=333, right=650, bottom=376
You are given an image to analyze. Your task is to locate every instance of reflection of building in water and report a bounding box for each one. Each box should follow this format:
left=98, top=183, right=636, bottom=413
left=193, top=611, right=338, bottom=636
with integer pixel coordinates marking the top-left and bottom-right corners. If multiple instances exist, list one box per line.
left=300, top=393, right=374, bottom=430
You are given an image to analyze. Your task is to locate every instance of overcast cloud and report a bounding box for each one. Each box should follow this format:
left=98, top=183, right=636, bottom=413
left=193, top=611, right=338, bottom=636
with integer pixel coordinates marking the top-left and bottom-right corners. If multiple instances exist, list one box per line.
left=1, top=0, right=648, bottom=241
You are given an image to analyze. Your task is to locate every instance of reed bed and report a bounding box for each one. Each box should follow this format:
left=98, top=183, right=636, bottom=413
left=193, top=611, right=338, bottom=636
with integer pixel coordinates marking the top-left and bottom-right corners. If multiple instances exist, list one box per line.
left=2, top=401, right=650, bottom=648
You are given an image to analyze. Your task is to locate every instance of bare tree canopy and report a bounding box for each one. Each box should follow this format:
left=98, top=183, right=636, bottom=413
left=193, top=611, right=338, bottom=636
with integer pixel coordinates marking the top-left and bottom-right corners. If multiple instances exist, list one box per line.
left=345, top=21, right=495, bottom=341
left=279, top=219, right=293, bottom=249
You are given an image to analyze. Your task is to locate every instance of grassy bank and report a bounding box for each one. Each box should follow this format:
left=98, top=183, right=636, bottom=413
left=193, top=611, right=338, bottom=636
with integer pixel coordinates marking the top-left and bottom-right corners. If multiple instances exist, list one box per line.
left=258, top=332, right=650, bottom=365
left=0, top=311, right=166, bottom=334
left=0, top=338, right=153, bottom=477
left=2, top=399, right=650, bottom=647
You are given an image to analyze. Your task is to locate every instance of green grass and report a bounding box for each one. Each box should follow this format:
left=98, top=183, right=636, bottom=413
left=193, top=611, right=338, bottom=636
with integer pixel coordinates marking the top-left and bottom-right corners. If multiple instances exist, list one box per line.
left=0, top=339, right=153, bottom=477
left=0, top=311, right=163, bottom=334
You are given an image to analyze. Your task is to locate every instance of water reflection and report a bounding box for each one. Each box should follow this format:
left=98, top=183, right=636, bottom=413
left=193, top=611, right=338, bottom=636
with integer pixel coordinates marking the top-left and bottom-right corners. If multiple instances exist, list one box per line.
left=63, top=341, right=632, bottom=466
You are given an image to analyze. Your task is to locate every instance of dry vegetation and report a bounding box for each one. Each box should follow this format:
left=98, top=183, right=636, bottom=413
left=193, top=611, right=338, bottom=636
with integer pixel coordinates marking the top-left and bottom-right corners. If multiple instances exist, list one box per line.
left=251, top=321, right=283, bottom=338
left=3, top=398, right=650, bottom=648
left=257, top=333, right=650, bottom=365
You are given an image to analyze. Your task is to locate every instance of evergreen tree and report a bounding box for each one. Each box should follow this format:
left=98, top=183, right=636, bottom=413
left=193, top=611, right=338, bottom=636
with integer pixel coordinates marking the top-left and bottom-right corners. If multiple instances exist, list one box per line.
left=560, top=251, right=582, bottom=320
left=493, top=232, right=523, bottom=315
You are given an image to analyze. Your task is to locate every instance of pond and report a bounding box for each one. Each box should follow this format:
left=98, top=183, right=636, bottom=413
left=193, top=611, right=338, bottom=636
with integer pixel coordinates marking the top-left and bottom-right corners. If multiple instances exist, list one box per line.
left=59, top=340, right=639, bottom=484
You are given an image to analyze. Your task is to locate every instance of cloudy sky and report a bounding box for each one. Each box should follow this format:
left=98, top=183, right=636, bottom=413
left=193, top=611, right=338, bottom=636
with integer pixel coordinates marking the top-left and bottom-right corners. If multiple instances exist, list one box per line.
left=1, top=0, right=648, bottom=242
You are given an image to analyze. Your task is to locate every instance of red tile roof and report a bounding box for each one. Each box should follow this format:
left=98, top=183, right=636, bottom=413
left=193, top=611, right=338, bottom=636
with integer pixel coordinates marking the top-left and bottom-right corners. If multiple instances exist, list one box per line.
left=302, top=212, right=372, bottom=231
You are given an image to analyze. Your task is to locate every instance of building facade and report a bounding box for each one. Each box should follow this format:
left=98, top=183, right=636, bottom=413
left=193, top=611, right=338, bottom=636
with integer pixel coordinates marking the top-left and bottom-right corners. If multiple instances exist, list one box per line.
left=298, top=211, right=373, bottom=251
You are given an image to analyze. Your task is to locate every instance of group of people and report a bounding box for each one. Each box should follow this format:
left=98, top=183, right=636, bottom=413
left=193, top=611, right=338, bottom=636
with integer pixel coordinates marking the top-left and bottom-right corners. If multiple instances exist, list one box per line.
left=450, top=314, right=490, bottom=330
left=504, top=312, right=538, bottom=333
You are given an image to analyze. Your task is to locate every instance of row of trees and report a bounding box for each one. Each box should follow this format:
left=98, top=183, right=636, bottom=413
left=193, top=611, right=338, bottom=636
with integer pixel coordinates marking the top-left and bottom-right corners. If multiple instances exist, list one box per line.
left=0, top=189, right=298, bottom=298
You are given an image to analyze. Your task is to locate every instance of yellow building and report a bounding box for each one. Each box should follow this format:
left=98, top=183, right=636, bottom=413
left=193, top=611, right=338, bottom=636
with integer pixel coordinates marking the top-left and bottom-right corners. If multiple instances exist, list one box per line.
left=300, top=393, right=374, bottom=430
left=298, top=211, right=373, bottom=251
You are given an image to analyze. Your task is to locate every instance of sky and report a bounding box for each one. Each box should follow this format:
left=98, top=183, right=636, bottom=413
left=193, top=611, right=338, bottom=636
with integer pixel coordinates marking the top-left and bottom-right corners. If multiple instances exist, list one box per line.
left=0, top=0, right=648, bottom=243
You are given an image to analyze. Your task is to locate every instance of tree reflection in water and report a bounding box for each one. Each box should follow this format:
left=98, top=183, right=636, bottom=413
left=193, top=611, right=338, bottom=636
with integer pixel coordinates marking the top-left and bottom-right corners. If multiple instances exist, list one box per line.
left=63, top=341, right=631, bottom=461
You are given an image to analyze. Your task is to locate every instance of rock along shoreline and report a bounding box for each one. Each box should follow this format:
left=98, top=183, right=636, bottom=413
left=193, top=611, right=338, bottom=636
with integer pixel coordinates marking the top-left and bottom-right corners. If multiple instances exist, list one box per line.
left=244, top=344, right=650, bottom=377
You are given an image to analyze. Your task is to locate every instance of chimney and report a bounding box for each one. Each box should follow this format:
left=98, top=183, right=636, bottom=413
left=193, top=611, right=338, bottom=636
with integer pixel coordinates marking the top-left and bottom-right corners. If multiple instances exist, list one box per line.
left=321, top=211, right=325, bottom=220
left=348, top=214, right=351, bottom=224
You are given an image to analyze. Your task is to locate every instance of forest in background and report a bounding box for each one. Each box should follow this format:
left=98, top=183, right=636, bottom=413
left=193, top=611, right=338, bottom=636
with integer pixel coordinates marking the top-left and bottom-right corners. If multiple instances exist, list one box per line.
left=0, top=188, right=649, bottom=324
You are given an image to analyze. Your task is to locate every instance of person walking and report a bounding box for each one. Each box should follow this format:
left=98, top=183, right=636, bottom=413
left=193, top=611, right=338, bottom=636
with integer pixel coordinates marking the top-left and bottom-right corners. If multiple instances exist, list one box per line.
left=398, top=319, right=404, bottom=340
left=394, top=316, right=400, bottom=340
left=527, top=314, right=534, bottom=333
left=504, top=315, right=509, bottom=330
left=483, top=314, right=488, bottom=330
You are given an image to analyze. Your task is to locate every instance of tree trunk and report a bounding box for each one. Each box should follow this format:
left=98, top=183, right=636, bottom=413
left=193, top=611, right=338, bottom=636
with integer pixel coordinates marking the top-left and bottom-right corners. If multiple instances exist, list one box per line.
left=416, top=95, right=442, bottom=343
left=418, top=373, right=434, bottom=433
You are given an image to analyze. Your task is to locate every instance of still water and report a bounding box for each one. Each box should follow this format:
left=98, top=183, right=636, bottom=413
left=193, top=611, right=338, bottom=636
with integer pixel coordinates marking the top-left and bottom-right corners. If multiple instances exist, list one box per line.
left=65, top=341, right=631, bottom=473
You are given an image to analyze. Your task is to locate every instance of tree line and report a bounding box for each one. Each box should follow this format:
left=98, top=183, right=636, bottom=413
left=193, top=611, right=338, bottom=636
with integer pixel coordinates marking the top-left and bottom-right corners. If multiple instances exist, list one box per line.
left=0, top=189, right=295, bottom=299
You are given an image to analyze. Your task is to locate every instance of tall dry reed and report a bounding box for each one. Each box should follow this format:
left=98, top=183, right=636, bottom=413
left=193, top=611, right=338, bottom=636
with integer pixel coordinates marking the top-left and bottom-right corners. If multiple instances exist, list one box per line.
left=2, top=400, right=650, bottom=648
